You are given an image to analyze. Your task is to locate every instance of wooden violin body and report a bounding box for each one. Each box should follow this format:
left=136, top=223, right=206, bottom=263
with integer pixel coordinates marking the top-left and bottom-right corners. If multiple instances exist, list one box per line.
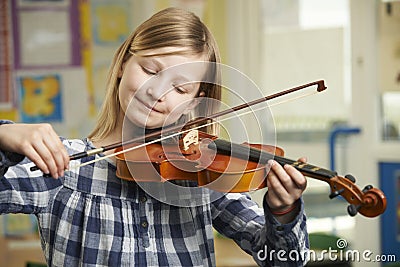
left=115, top=130, right=387, bottom=218
left=115, top=132, right=284, bottom=193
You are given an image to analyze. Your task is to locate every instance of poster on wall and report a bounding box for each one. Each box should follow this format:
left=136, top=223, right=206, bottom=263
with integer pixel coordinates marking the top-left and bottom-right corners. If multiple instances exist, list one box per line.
left=18, top=9, right=72, bottom=67
left=17, top=74, right=63, bottom=123
left=0, top=0, right=13, bottom=107
left=17, top=0, right=70, bottom=8
left=91, top=0, right=132, bottom=46
left=11, top=0, right=81, bottom=69
left=16, top=68, right=92, bottom=138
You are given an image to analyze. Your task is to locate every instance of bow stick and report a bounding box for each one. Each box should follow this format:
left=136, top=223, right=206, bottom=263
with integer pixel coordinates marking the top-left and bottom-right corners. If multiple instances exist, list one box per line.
left=30, top=80, right=327, bottom=172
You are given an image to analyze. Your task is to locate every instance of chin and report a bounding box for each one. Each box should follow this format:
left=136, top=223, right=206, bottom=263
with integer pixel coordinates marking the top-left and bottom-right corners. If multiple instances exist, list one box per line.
left=127, top=117, right=161, bottom=129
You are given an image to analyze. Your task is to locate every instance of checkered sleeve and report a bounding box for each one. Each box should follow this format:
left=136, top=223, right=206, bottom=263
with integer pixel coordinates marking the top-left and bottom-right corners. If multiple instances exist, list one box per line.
left=0, top=158, right=63, bottom=215
left=0, top=120, right=63, bottom=214
left=211, top=192, right=309, bottom=267
left=0, top=120, right=25, bottom=176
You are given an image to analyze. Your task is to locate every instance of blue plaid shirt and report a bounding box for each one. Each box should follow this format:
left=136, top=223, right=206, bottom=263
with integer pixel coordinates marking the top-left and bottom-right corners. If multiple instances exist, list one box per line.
left=0, top=122, right=309, bottom=266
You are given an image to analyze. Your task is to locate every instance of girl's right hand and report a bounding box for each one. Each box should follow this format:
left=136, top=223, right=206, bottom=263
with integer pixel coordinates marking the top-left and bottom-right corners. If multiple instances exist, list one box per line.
left=0, top=123, right=69, bottom=178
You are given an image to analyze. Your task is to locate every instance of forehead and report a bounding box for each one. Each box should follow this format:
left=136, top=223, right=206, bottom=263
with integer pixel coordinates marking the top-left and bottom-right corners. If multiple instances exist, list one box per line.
left=134, top=47, right=209, bottom=82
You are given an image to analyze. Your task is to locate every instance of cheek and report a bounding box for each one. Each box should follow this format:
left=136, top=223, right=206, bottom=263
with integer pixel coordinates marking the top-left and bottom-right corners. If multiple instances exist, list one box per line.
left=118, top=88, right=127, bottom=113
left=119, top=63, right=145, bottom=95
left=166, top=96, right=195, bottom=116
left=118, top=77, right=142, bottom=110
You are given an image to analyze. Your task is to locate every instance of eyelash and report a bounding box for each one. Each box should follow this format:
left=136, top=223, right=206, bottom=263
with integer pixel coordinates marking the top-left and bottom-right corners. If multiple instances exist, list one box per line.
left=142, top=67, right=157, bottom=76
left=141, top=66, right=186, bottom=94
left=173, top=85, right=185, bottom=94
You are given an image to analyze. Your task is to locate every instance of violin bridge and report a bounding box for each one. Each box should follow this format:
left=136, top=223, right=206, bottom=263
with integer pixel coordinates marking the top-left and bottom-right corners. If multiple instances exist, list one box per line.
left=182, top=130, right=199, bottom=151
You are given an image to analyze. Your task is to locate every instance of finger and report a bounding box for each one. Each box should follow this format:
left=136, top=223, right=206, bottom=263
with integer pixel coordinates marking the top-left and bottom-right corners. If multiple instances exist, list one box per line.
left=267, top=160, right=306, bottom=207
left=266, top=175, right=293, bottom=209
left=297, top=157, right=307, bottom=163
left=266, top=164, right=291, bottom=203
left=269, top=160, right=294, bottom=191
left=44, top=132, right=68, bottom=176
left=23, top=146, right=50, bottom=175
left=31, top=141, right=59, bottom=178
left=48, top=129, right=69, bottom=168
left=40, top=124, right=68, bottom=176
left=283, top=164, right=307, bottom=190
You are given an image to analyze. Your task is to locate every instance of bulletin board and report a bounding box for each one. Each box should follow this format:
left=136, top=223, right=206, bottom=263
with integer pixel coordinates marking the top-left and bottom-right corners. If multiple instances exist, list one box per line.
left=0, top=1, right=14, bottom=108
left=2, top=0, right=94, bottom=137
left=11, top=0, right=81, bottom=69
left=17, top=73, right=63, bottom=123
left=379, top=162, right=400, bottom=262
left=0, top=0, right=141, bottom=136
left=89, top=0, right=133, bottom=111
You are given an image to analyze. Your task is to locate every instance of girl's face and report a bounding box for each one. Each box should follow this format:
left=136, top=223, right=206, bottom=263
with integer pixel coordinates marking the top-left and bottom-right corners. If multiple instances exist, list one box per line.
left=118, top=47, right=208, bottom=129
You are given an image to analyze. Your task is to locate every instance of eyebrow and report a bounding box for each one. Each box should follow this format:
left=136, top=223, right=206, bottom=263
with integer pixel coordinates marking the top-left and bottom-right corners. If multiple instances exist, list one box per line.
left=142, top=57, right=164, bottom=69
left=139, top=56, right=203, bottom=86
left=160, top=61, right=199, bottom=81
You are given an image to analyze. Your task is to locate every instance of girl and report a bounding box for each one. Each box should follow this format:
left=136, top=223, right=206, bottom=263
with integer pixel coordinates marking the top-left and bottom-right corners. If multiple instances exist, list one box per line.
left=0, top=8, right=308, bottom=266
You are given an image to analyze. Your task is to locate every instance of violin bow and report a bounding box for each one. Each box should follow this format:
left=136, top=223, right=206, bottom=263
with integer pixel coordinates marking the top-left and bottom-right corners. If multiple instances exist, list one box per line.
left=30, top=80, right=326, bottom=172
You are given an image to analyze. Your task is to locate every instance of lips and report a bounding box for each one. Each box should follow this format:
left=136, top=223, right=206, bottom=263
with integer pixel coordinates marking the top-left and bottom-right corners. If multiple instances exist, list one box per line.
left=136, top=97, right=162, bottom=113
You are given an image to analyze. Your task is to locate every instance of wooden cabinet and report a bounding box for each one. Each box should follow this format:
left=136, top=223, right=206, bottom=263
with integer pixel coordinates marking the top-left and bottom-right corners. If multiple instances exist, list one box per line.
left=214, top=234, right=257, bottom=267
left=0, top=235, right=46, bottom=267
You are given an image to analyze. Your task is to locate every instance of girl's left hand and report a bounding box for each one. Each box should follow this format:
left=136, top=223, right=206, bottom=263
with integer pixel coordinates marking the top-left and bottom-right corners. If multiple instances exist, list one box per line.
left=265, top=158, right=307, bottom=223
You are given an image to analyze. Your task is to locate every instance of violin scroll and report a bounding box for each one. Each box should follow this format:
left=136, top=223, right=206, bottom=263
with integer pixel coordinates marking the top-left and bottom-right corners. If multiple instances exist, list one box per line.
left=355, top=187, right=387, bottom=217
left=327, top=175, right=386, bottom=218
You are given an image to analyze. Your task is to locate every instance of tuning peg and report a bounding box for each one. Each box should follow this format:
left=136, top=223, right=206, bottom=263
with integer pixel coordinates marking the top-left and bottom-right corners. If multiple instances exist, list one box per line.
left=362, top=185, right=373, bottom=192
left=329, top=188, right=345, bottom=199
left=347, top=204, right=361, bottom=216
left=344, top=174, right=356, bottom=183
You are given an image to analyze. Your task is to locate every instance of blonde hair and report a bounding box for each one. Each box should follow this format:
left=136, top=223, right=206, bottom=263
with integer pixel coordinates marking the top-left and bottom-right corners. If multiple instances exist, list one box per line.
left=89, top=7, right=222, bottom=142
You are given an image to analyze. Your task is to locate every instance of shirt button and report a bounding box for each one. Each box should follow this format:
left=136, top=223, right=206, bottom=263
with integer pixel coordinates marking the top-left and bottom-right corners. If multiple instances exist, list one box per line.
left=276, top=226, right=284, bottom=231
left=139, top=196, right=147, bottom=203
left=141, top=221, right=148, bottom=228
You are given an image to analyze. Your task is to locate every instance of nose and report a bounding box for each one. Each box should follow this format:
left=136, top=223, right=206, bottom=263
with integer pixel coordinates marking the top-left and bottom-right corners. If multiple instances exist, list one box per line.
left=146, top=75, right=173, bottom=102
left=146, top=87, right=166, bottom=102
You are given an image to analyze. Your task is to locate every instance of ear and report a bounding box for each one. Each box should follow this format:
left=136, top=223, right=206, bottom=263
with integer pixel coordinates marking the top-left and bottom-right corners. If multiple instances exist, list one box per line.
left=182, top=91, right=205, bottom=114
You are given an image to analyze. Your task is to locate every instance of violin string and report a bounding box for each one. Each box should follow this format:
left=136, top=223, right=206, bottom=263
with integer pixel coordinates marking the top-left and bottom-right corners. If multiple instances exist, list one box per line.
left=72, top=111, right=245, bottom=169
left=70, top=90, right=320, bottom=169
left=71, top=107, right=262, bottom=169
left=72, top=128, right=196, bottom=169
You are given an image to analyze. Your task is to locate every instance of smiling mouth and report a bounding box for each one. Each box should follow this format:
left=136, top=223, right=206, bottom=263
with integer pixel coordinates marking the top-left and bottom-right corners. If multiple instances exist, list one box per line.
left=137, top=97, right=162, bottom=113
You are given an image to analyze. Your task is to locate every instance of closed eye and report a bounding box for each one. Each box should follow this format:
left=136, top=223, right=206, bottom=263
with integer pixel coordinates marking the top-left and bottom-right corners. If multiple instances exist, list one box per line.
left=174, top=86, right=186, bottom=94
left=142, top=66, right=157, bottom=76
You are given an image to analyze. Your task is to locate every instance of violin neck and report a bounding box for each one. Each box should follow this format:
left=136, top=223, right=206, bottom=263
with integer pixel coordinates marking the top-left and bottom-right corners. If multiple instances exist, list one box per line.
left=209, top=139, right=337, bottom=182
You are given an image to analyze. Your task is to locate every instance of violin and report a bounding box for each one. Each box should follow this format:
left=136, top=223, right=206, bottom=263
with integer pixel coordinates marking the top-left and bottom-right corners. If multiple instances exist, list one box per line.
left=30, top=80, right=387, bottom=218
left=114, top=130, right=386, bottom=218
